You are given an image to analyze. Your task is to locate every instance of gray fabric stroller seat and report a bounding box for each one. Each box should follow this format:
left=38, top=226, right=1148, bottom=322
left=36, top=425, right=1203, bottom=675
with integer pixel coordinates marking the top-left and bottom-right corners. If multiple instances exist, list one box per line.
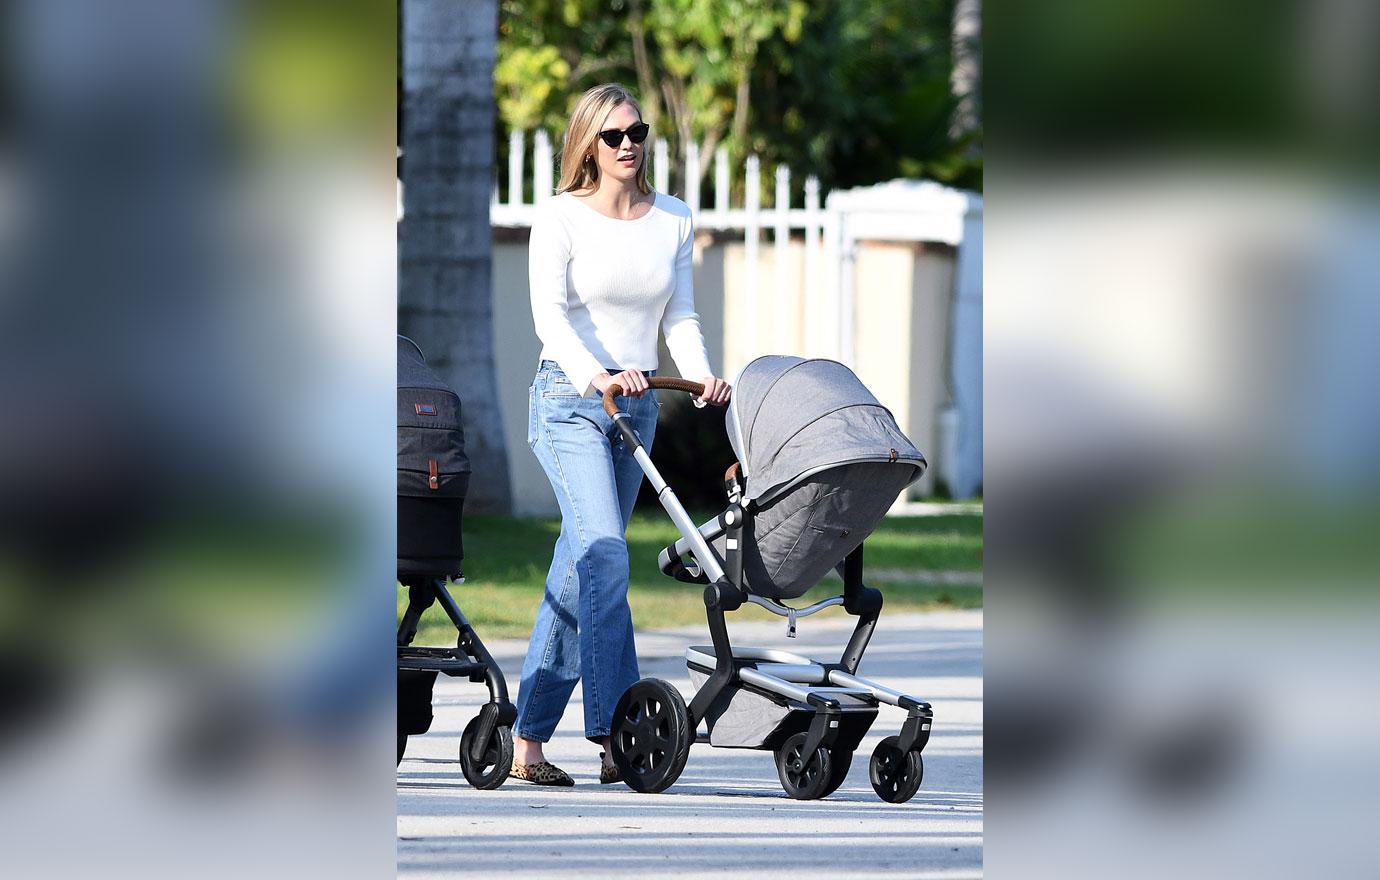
left=720, top=356, right=926, bottom=599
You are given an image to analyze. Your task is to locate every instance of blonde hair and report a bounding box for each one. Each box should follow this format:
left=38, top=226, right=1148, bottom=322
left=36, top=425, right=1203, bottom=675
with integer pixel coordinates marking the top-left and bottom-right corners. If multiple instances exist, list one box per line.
left=555, top=84, right=651, bottom=196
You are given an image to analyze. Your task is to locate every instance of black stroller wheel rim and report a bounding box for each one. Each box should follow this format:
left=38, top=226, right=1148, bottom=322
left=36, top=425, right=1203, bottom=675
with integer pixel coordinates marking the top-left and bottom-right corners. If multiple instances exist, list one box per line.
left=460, top=717, right=512, bottom=790
left=611, top=679, right=692, bottom=793
left=775, top=732, right=833, bottom=799
left=616, top=696, right=660, bottom=771
left=619, top=695, right=674, bottom=772
left=869, top=736, right=923, bottom=803
left=820, top=749, right=853, bottom=797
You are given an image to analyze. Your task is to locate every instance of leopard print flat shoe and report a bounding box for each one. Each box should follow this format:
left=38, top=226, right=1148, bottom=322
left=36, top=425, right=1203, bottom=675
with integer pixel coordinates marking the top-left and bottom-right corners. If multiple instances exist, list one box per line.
left=598, top=752, right=622, bottom=784
left=510, top=760, right=574, bottom=787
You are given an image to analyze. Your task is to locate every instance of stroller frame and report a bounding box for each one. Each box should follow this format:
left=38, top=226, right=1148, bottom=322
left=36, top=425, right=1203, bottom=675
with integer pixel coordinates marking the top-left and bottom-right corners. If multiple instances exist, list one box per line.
left=396, top=574, right=518, bottom=788
left=395, top=334, right=516, bottom=788
left=605, top=378, right=934, bottom=802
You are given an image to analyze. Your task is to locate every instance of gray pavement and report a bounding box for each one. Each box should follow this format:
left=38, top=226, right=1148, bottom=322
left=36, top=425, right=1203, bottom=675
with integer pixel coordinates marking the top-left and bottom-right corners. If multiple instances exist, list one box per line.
left=397, top=610, right=983, bottom=878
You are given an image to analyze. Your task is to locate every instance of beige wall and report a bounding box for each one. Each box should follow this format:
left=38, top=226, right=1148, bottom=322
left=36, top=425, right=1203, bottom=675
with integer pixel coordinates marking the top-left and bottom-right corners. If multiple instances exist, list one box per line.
left=491, top=232, right=956, bottom=514
left=851, top=243, right=953, bottom=498
left=491, top=237, right=549, bottom=515
left=716, top=238, right=955, bottom=498
left=718, top=240, right=810, bottom=378
left=655, top=231, right=728, bottom=384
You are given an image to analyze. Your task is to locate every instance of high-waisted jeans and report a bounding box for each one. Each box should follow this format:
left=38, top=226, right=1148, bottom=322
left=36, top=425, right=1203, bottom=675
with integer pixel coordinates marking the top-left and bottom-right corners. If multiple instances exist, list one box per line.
left=514, top=361, right=658, bottom=743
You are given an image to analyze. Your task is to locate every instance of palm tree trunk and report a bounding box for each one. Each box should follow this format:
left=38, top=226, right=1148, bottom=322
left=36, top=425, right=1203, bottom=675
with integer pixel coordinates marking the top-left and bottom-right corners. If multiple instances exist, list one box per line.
left=950, top=0, right=982, bottom=145
left=399, top=0, right=512, bottom=513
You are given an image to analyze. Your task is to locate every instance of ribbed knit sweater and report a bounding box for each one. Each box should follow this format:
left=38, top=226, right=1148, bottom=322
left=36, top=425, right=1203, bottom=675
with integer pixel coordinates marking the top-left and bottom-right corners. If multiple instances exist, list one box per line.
left=528, top=191, right=713, bottom=397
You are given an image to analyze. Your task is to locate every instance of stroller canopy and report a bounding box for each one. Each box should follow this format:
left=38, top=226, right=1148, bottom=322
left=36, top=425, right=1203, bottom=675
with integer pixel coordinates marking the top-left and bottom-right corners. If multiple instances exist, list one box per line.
left=399, top=336, right=461, bottom=406
left=727, top=356, right=925, bottom=505
left=718, top=356, right=927, bottom=599
left=397, top=335, right=471, bottom=578
left=397, top=334, right=471, bottom=487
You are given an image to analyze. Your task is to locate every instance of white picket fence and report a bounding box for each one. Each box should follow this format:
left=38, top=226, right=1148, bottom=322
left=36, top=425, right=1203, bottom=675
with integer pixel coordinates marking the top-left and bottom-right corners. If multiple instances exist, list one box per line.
left=490, top=129, right=978, bottom=357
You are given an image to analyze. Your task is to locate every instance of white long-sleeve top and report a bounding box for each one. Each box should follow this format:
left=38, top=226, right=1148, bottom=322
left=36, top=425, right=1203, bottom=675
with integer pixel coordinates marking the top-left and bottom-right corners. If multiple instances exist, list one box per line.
left=528, top=191, right=713, bottom=397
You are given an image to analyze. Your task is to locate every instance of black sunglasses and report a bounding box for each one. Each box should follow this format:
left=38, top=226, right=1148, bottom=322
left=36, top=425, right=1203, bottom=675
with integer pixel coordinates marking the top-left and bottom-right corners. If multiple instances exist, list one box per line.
left=597, top=122, right=650, bottom=148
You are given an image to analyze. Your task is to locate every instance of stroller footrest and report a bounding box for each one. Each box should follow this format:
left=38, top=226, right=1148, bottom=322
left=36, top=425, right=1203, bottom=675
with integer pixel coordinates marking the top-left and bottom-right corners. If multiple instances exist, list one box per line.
left=738, top=668, right=875, bottom=707
left=753, top=662, right=828, bottom=683
left=399, top=646, right=464, bottom=657
left=827, top=670, right=930, bottom=711
left=803, top=686, right=875, bottom=697
left=398, top=647, right=485, bottom=678
left=685, top=645, right=815, bottom=668
left=398, top=657, right=486, bottom=677
left=801, top=686, right=878, bottom=709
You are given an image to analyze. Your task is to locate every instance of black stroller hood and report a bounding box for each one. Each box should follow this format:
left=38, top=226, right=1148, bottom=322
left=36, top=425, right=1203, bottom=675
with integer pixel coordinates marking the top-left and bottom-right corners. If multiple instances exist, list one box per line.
left=398, top=335, right=472, bottom=488
left=399, top=336, right=465, bottom=414
left=398, top=335, right=470, bottom=578
left=726, top=356, right=926, bottom=505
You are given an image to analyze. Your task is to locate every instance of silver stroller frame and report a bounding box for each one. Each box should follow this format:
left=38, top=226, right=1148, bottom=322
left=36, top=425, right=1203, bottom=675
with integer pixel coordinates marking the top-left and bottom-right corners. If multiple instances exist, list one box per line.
left=604, top=378, right=934, bottom=802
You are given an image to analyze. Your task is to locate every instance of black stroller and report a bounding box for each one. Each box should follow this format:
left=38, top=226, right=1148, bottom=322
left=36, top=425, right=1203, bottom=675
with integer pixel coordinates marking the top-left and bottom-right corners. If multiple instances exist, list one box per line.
left=607, top=356, right=934, bottom=802
left=396, top=335, right=516, bottom=788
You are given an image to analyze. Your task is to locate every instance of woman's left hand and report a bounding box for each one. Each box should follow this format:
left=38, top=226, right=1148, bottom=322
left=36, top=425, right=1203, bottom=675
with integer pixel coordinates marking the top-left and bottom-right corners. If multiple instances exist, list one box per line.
left=696, top=376, right=732, bottom=407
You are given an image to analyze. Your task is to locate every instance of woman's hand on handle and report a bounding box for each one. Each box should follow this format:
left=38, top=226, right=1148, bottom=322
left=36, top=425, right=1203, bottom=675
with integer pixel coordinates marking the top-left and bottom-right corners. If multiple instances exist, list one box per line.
left=593, top=369, right=649, bottom=398
left=695, top=376, right=732, bottom=407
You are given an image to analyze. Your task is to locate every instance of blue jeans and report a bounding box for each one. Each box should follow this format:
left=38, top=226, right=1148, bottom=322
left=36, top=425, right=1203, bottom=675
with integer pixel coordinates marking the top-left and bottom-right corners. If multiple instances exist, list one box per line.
left=514, top=361, right=659, bottom=743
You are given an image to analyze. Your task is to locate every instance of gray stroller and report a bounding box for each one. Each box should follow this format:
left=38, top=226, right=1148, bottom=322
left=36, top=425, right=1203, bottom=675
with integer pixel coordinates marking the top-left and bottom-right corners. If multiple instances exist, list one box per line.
left=606, top=356, right=934, bottom=802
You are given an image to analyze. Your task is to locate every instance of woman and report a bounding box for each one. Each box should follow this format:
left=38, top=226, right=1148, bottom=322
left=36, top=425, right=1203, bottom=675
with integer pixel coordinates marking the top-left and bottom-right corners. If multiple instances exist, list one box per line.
left=512, top=83, right=731, bottom=786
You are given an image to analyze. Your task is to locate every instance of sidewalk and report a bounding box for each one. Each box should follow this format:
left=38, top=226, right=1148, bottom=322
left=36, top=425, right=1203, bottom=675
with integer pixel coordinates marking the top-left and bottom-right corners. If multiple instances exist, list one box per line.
left=397, top=610, right=984, bottom=878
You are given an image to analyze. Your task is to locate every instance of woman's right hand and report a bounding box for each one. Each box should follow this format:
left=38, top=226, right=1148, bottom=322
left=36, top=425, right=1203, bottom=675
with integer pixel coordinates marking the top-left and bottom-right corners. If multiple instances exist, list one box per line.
left=593, top=369, right=649, bottom=398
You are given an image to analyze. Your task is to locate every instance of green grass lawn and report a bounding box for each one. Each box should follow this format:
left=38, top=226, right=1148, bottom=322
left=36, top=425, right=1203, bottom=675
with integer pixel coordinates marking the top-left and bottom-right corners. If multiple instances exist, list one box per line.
left=402, top=509, right=982, bottom=644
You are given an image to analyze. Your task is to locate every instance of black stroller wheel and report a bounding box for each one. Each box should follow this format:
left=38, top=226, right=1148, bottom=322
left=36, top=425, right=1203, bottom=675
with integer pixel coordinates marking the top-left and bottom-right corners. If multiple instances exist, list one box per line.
left=820, top=749, right=853, bottom=797
left=775, top=732, right=835, bottom=800
left=869, top=736, right=923, bottom=803
left=459, top=716, right=513, bottom=790
left=611, top=678, right=692, bottom=793
left=397, top=734, right=408, bottom=766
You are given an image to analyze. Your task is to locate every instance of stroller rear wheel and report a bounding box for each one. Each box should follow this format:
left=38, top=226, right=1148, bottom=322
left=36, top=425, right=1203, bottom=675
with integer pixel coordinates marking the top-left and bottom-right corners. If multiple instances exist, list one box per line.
left=820, top=748, right=853, bottom=797
left=775, top=732, right=835, bottom=800
left=869, top=735, right=923, bottom=803
left=459, top=716, right=513, bottom=790
left=611, top=678, right=692, bottom=793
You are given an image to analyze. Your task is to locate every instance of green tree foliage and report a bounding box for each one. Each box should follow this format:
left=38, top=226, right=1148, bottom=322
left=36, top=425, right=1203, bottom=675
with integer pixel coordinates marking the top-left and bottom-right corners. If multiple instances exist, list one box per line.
left=754, top=0, right=982, bottom=192
left=495, top=0, right=981, bottom=199
left=631, top=0, right=807, bottom=189
left=494, top=44, right=570, bottom=132
left=496, top=0, right=625, bottom=133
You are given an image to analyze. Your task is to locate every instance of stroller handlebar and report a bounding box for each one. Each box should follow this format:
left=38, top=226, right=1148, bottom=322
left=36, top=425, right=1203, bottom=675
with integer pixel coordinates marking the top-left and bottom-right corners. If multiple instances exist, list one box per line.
left=602, top=377, right=706, bottom=417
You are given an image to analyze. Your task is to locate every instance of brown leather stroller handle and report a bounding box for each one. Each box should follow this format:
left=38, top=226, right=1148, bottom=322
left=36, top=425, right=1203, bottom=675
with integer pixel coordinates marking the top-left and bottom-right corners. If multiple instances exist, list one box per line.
left=649, top=377, right=707, bottom=395
left=602, top=376, right=706, bottom=417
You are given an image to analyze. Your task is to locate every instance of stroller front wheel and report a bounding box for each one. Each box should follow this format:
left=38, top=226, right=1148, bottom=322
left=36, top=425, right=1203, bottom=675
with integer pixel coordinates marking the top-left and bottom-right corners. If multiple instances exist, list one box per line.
left=775, top=732, right=835, bottom=800
left=869, top=735, right=924, bottom=803
left=459, top=716, right=513, bottom=790
left=611, top=678, right=692, bottom=793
